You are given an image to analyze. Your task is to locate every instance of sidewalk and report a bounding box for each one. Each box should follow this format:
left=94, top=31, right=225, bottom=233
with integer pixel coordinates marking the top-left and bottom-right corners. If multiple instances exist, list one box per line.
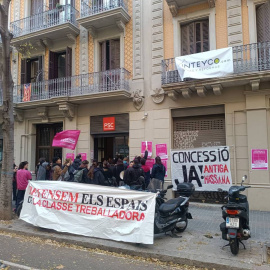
left=0, top=203, right=269, bottom=270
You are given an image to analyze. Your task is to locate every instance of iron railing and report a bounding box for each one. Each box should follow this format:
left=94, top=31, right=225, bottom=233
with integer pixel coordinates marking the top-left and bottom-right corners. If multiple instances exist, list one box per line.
left=13, top=68, right=130, bottom=103
left=81, top=0, right=128, bottom=18
left=10, top=5, right=79, bottom=38
left=162, top=41, right=270, bottom=85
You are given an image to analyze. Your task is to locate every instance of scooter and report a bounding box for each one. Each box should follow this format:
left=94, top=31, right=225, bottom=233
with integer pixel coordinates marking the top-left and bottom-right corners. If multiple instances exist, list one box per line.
left=154, top=183, right=195, bottom=236
left=220, top=175, right=251, bottom=255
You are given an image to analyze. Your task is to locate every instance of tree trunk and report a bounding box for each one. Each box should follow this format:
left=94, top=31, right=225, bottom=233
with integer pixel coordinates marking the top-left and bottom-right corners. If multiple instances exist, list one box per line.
left=0, top=0, right=14, bottom=220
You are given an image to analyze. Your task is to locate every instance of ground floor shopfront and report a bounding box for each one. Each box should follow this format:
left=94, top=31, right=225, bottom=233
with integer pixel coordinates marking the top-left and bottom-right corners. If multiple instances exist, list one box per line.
left=12, top=86, right=270, bottom=211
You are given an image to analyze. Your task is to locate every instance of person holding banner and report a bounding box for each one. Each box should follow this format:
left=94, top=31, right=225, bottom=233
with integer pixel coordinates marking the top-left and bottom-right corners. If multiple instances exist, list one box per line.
left=123, top=159, right=145, bottom=189
left=52, top=157, right=70, bottom=181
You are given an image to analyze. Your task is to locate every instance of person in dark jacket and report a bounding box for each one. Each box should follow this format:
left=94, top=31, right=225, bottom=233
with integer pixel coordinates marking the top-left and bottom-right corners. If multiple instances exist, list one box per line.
left=37, top=158, right=49, bottom=180
left=141, top=158, right=150, bottom=189
left=123, top=159, right=145, bottom=189
left=151, top=156, right=166, bottom=187
left=72, top=155, right=82, bottom=170
left=75, top=160, right=89, bottom=183
left=88, top=160, right=106, bottom=185
left=113, top=159, right=125, bottom=186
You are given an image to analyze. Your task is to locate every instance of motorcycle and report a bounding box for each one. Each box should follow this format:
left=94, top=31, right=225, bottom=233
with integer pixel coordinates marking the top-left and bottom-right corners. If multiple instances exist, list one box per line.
left=220, top=175, right=251, bottom=255
left=154, top=183, right=195, bottom=236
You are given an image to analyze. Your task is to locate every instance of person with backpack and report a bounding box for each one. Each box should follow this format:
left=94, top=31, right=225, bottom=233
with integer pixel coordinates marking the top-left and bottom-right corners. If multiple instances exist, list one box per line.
left=37, top=158, right=49, bottom=180
left=62, top=158, right=75, bottom=182
left=88, top=161, right=106, bottom=185
left=73, top=160, right=89, bottom=183
left=151, top=156, right=166, bottom=189
left=52, top=157, right=70, bottom=181
left=102, top=161, right=117, bottom=186
left=123, top=158, right=145, bottom=189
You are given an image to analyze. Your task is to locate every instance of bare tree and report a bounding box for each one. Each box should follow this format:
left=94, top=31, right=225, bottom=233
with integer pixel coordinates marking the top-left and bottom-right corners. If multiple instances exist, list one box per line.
left=0, top=0, right=14, bottom=220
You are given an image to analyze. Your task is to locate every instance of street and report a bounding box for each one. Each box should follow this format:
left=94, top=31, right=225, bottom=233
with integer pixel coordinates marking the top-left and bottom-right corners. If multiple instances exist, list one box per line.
left=0, top=233, right=202, bottom=270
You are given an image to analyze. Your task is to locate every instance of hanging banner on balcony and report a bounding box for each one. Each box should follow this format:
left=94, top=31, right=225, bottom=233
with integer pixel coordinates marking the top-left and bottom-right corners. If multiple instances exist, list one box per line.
left=171, top=146, right=232, bottom=191
left=22, top=83, right=31, bottom=102
left=20, top=181, right=156, bottom=244
left=52, top=130, right=81, bottom=150
left=175, top=47, right=234, bottom=81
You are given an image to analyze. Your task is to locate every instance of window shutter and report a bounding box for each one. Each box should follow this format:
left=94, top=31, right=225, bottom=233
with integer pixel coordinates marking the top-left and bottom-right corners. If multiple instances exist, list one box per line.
left=21, top=59, right=27, bottom=85
left=109, top=39, right=120, bottom=69
left=37, top=56, right=43, bottom=81
left=181, top=24, right=189, bottom=56
left=202, top=20, right=209, bottom=52
left=100, top=41, right=107, bottom=71
left=49, top=51, right=57, bottom=79
left=66, top=47, right=72, bottom=77
left=49, top=0, right=59, bottom=9
left=256, top=2, right=270, bottom=42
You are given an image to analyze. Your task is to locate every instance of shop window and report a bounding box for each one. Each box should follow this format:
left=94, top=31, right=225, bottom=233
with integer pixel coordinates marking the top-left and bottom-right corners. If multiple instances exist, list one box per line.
left=21, top=56, right=43, bottom=85
left=181, top=19, right=209, bottom=56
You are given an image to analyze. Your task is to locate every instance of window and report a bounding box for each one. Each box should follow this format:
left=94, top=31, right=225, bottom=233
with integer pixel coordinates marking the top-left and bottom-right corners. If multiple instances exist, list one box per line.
left=256, top=2, right=270, bottom=43
left=181, top=19, right=209, bottom=56
left=100, top=39, right=120, bottom=71
left=49, top=47, right=72, bottom=79
left=21, top=56, right=43, bottom=84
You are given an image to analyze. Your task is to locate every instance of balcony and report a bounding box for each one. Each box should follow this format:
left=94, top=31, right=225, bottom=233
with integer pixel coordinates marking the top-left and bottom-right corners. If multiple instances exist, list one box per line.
left=166, top=0, right=215, bottom=16
left=161, top=42, right=270, bottom=96
left=13, top=68, right=131, bottom=108
left=10, top=5, right=80, bottom=47
left=78, top=0, right=130, bottom=34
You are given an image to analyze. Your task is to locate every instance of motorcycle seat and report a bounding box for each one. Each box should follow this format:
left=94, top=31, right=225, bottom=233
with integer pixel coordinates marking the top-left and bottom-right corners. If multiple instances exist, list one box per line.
left=159, top=197, right=186, bottom=213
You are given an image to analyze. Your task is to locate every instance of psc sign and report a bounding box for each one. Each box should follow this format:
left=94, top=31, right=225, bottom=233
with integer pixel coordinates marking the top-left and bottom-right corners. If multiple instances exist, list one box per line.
left=103, top=117, right=115, bottom=131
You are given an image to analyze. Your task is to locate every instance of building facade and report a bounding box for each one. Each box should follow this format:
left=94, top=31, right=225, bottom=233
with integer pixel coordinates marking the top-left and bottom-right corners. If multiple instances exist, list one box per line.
left=5, top=0, right=270, bottom=210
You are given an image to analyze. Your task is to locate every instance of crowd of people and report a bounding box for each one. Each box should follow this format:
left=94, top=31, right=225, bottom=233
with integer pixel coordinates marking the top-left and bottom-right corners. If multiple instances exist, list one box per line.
left=13, top=151, right=166, bottom=211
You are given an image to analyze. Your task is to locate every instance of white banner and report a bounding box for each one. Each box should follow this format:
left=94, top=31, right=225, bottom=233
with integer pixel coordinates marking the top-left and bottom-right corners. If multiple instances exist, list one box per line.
left=171, top=146, right=232, bottom=191
left=175, top=47, right=234, bottom=81
left=20, top=181, right=156, bottom=244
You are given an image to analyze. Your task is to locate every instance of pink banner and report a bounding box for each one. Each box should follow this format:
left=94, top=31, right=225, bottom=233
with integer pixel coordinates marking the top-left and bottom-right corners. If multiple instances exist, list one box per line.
left=79, top=153, right=87, bottom=161
left=141, top=141, right=152, bottom=157
left=161, top=159, right=168, bottom=177
left=156, top=144, right=168, bottom=159
left=251, top=149, right=268, bottom=170
left=66, top=153, right=74, bottom=161
left=52, top=130, right=80, bottom=150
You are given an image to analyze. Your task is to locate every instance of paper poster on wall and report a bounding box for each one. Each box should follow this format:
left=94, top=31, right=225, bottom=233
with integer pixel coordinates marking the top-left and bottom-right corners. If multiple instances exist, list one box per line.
left=66, top=153, right=74, bottom=161
left=161, top=159, right=168, bottom=177
left=251, top=149, right=268, bottom=170
left=141, top=141, right=152, bottom=157
left=171, top=146, right=232, bottom=191
left=79, top=153, right=87, bottom=161
left=156, top=144, right=168, bottom=159
left=90, top=150, right=94, bottom=160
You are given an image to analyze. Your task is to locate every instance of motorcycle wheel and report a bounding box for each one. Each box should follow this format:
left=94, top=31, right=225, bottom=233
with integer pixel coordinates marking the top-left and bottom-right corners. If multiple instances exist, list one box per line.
left=175, top=217, right=188, bottom=233
left=229, top=238, right=239, bottom=255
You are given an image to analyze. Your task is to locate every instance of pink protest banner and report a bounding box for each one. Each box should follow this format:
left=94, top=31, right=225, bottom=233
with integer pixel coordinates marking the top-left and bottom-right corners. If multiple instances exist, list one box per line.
left=156, top=144, right=168, bottom=159
left=251, top=149, right=268, bottom=170
left=79, top=153, right=87, bottom=161
left=52, top=130, right=80, bottom=150
left=66, top=153, right=74, bottom=161
left=161, top=159, right=168, bottom=177
left=146, top=159, right=155, bottom=172
left=141, top=141, right=152, bottom=157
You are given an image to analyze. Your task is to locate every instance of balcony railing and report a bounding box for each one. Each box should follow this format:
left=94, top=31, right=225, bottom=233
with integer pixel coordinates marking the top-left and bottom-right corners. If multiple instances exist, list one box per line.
left=81, top=0, right=128, bottom=18
left=13, top=68, right=130, bottom=103
left=162, top=41, right=270, bottom=85
left=10, top=5, right=79, bottom=38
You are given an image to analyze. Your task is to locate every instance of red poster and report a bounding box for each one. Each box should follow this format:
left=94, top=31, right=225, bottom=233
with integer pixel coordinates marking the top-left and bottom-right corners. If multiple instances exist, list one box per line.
left=251, top=149, right=268, bottom=170
left=141, top=141, right=152, bottom=157
left=23, top=83, right=31, bottom=102
left=79, top=153, right=87, bottom=161
left=66, top=153, right=74, bottom=161
left=103, top=117, right=115, bottom=131
left=156, top=144, right=168, bottom=159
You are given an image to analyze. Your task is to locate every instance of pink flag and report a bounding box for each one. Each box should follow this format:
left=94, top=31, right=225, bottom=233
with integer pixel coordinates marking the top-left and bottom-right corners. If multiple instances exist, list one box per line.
left=52, top=130, right=80, bottom=150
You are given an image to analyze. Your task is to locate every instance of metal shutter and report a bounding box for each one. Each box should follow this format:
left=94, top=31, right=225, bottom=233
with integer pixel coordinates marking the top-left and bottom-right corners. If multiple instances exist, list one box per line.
left=256, top=2, right=270, bottom=43
left=173, top=115, right=226, bottom=149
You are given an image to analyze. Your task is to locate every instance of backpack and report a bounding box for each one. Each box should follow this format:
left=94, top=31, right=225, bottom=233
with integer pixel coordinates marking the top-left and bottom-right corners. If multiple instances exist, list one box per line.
left=73, top=169, right=86, bottom=183
left=63, top=170, right=70, bottom=182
